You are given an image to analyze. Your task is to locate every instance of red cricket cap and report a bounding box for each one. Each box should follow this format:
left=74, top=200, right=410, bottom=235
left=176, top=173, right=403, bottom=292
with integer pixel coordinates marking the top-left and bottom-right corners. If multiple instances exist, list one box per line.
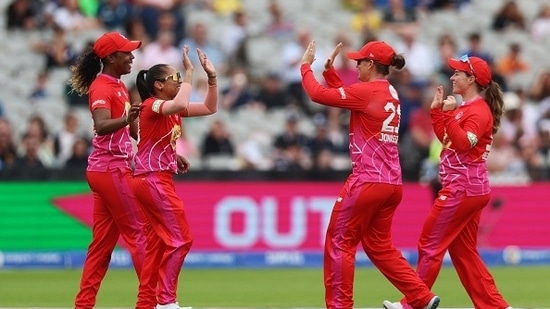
left=448, top=55, right=492, bottom=87
left=347, top=41, right=395, bottom=66
left=93, top=32, right=142, bottom=59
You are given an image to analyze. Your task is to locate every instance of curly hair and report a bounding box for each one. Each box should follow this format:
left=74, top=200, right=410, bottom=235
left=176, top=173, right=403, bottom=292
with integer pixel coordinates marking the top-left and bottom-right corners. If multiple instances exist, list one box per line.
left=67, top=46, right=102, bottom=96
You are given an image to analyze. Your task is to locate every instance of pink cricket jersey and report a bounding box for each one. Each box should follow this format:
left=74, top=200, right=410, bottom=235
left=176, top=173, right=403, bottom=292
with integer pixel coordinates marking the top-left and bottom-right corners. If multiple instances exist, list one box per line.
left=301, top=64, right=402, bottom=185
left=87, top=74, right=134, bottom=172
left=133, top=97, right=187, bottom=175
left=431, top=96, right=493, bottom=196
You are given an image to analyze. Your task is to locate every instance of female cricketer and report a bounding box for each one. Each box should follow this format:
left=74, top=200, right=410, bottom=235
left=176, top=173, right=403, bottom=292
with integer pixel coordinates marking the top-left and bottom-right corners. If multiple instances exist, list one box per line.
left=132, top=45, right=218, bottom=309
left=68, top=31, right=147, bottom=309
left=300, top=40, right=440, bottom=309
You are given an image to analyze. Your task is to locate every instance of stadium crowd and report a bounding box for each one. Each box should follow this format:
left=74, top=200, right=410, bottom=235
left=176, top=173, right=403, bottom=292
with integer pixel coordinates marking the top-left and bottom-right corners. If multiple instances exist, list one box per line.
left=0, top=0, right=550, bottom=183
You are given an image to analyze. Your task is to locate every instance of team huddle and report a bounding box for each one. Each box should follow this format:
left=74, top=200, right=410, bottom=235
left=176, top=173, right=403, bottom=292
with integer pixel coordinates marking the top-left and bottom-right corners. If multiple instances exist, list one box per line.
left=71, top=31, right=511, bottom=309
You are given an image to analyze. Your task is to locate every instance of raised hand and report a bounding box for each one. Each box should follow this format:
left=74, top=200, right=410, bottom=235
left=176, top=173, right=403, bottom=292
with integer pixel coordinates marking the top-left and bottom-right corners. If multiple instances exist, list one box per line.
left=301, top=40, right=316, bottom=65
left=442, top=95, right=458, bottom=111
left=197, top=48, right=216, bottom=77
left=181, top=45, right=194, bottom=72
left=324, top=42, right=343, bottom=71
left=431, top=85, right=444, bottom=109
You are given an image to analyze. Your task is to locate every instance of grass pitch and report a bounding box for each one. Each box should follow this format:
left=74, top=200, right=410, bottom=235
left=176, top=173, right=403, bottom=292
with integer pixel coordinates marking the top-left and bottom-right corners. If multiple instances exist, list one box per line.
left=0, top=266, right=548, bottom=308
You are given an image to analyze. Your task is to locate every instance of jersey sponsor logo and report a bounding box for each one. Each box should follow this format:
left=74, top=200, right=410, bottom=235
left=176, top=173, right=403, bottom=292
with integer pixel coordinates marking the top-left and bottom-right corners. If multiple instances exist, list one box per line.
left=152, top=100, right=163, bottom=113
left=338, top=87, right=346, bottom=99
left=91, top=99, right=107, bottom=108
left=455, top=111, right=464, bottom=120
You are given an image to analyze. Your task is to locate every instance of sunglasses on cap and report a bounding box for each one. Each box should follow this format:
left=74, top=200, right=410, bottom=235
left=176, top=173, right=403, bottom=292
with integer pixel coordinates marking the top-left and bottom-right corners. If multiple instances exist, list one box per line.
left=459, top=54, right=476, bottom=78
left=159, top=72, right=182, bottom=82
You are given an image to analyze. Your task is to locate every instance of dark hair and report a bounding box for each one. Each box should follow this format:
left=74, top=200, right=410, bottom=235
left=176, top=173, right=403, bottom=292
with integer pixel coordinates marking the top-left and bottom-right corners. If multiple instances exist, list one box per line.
left=135, top=64, right=170, bottom=101
left=68, top=46, right=102, bottom=96
left=482, top=81, right=504, bottom=134
left=374, top=54, right=406, bottom=76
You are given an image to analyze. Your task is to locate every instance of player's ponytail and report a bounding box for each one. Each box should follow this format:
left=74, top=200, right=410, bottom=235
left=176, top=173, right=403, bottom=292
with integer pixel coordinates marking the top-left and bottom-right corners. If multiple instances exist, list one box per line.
left=135, top=64, right=169, bottom=102
left=483, top=81, right=504, bottom=134
left=68, top=46, right=101, bottom=96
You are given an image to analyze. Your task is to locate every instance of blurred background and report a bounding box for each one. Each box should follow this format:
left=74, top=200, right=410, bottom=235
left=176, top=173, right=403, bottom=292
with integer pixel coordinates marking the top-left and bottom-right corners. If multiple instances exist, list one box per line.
left=0, top=0, right=549, bottom=303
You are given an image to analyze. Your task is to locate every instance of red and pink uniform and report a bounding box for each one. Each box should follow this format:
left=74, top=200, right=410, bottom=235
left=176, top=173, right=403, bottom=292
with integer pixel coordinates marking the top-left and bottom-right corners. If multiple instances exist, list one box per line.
left=301, top=64, right=436, bottom=309
left=76, top=74, right=147, bottom=309
left=409, top=97, right=509, bottom=309
left=133, top=92, right=193, bottom=308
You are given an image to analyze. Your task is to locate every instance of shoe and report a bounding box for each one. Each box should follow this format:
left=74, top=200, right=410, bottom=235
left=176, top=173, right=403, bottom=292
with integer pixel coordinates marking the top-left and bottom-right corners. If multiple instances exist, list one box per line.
left=382, top=301, right=404, bottom=309
left=156, top=303, right=192, bottom=309
left=424, top=296, right=440, bottom=309
left=383, top=296, right=439, bottom=309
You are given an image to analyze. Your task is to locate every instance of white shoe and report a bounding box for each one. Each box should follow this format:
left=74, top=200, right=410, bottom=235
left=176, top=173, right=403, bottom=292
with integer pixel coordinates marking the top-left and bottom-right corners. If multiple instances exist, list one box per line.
left=156, top=303, right=192, bottom=309
left=424, top=296, right=440, bottom=309
left=382, top=301, right=404, bottom=309
left=383, top=296, right=439, bottom=309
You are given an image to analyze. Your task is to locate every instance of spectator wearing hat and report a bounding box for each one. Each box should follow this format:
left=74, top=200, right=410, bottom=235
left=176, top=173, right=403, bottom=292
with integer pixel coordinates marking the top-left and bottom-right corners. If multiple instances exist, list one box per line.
left=300, top=40, right=440, bottom=309
left=68, top=32, right=149, bottom=309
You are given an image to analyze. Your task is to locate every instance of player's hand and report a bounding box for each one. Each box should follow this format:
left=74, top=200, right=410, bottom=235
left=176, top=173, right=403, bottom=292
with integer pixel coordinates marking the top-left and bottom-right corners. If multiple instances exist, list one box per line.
left=197, top=48, right=216, bottom=77
left=301, top=40, right=316, bottom=65
left=324, top=42, right=343, bottom=71
left=181, top=45, right=194, bottom=72
left=442, top=95, right=458, bottom=111
left=126, top=101, right=141, bottom=123
left=177, top=155, right=190, bottom=173
left=430, top=85, right=444, bottom=109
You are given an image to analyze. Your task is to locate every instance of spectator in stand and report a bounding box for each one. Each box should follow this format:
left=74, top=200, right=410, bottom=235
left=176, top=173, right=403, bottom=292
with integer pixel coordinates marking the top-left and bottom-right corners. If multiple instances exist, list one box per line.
left=434, top=33, right=458, bottom=87
left=495, top=42, right=529, bottom=80
left=31, top=24, right=78, bottom=71
left=0, top=117, right=17, bottom=171
left=10, top=134, right=49, bottom=180
left=394, top=26, right=437, bottom=85
left=220, top=67, right=255, bottom=111
left=29, top=71, right=49, bottom=103
left=253, top=72, right=292, bottom=111
left=18, top=115, right=55, bottom=168
left=349, top=0, right=383, bottom=34
left=382, top=0, right=418, bottom=31
left=65, top=136, right=91, bottom=170
left=179, top=21, right=226, bottom=75
left=96, top=0, right=133, bottom=30
left=459, top=32, right=492, bottom=64
left=138, top=30, right=182, bottom=71
left=53, top=110, right=85, bottom=168
left=271, top=113, right=312, bottom=171
left=200, top=119, right=235, bottom=159
left=264, top=0, right=294, bottom=40
left=51, top=0, right=99, bottom=32
left=6, top=0, right=38, bottom=30
left=220, top=10, right=252, bottom=68
left=132, top=0, right=186, bottom=43
left=491, top=0, right=526, bottom=32
left=531, top=4, right=550, bottom=43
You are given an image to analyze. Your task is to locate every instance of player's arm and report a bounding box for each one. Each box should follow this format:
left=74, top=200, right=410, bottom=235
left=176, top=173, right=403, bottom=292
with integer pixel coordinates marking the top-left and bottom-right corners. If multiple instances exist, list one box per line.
left=184, top=84, right=218, bottom=117
left=430, top=109, right=446, bottom=142
left=301, top=64, right=366, bottom=110
left=443, top=108, right=489, bottom=151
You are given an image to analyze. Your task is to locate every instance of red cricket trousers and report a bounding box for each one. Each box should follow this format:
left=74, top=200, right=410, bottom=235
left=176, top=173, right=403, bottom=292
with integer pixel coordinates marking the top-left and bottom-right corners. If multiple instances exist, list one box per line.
left=133, top=172, right=193, bottom=309
left=324, top=180, right=435, bottom=309
left=404, top=188, right=509, bottom=309
left=75, top=169, right=147, bottom=309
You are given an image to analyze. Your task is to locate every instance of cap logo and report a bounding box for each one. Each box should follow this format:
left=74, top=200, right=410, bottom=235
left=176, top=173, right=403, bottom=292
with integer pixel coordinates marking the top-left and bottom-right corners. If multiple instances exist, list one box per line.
left=369, top=53, right=374, bottom=57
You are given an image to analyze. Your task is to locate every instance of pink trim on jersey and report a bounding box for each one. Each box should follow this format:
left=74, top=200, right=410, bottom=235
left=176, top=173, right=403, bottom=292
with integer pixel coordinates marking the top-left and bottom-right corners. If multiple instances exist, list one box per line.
left=134, top=97, right=180, bottom=175
left=301, top=64, right=402, bottom=185
left=87, top=74, right=133, bottom=172
left=432, top=97, right=493, bottom=196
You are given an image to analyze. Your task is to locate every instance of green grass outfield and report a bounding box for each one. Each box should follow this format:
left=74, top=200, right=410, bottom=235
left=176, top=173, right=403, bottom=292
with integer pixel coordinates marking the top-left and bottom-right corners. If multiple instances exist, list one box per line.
left=0, top=266, right=548, bottom=308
